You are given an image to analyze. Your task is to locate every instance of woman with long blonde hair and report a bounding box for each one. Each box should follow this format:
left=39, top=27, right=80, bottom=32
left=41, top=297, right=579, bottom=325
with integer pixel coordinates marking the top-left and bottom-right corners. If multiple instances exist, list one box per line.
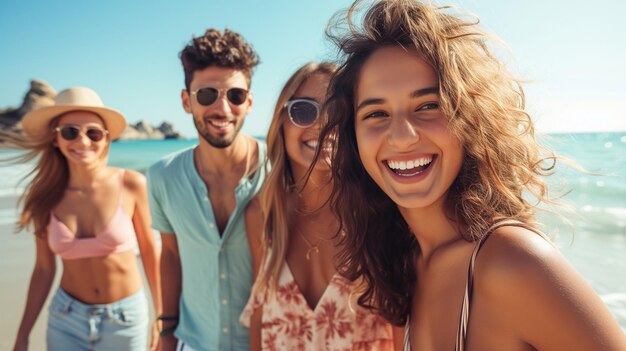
left=317, top=0, right=626, bottom=350
left=240, top=62, right=399, bottom=350
left=7, top=87, right=161, bottom=351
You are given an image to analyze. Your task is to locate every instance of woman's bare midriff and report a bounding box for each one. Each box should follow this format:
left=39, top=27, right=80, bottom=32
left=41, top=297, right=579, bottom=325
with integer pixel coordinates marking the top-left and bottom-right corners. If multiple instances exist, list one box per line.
left=59, top=250, right=142, bottom=304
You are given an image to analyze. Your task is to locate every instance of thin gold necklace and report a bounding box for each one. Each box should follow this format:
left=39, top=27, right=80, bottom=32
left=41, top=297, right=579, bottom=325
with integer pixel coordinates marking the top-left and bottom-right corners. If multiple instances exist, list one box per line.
left=297, top=229, right=322, bottom=260
left=296, top=228, right=345, bottom=260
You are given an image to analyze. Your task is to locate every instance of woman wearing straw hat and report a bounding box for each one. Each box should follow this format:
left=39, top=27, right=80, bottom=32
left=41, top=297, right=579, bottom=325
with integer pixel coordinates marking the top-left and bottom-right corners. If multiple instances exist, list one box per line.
left=7, top=87, right=162, bottom=351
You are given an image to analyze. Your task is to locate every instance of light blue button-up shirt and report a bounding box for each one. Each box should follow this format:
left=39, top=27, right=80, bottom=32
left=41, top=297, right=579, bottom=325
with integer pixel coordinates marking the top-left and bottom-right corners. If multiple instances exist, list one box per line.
left=147, top=141, right=266, bottom=351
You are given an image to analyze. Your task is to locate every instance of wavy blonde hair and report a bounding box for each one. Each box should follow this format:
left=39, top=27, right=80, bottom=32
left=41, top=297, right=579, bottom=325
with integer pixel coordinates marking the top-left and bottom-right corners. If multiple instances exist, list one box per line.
left=318, top=0, right=560, bottom=325
left=1, top=114, right=110, bottom=236
left=254, top=62, right=338, bottom=294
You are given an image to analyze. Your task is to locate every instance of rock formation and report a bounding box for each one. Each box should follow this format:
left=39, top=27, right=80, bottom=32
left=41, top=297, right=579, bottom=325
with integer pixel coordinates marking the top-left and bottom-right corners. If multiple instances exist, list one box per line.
left=158, top=122, right=183, bottom=139
left=0, top=80, right=56, bottom=130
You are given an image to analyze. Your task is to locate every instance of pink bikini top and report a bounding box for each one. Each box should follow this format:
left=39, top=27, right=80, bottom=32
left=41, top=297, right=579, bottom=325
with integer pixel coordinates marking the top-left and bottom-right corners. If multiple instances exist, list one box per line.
left=47, top=170, right=138, bottom=260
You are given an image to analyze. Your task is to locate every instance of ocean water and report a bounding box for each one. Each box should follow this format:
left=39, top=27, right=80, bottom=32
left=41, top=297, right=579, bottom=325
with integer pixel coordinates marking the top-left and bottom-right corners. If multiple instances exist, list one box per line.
left=1, top=132, right=625, bottom=331
left=538, top=132, right=626, bottom=332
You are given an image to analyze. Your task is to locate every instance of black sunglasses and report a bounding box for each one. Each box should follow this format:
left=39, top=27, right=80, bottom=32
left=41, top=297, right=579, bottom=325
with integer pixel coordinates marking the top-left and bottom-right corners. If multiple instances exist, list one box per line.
left=54, top=125, right=109, bottom=142
left=190, top=87, right=249, bottom=106
left=285, top=99, right=320, bottom=128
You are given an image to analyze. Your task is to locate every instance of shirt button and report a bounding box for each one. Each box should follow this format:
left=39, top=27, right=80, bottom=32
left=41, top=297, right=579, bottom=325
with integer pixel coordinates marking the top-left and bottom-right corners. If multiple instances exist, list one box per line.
left=208, top=223, right=215, bottom=229
left=222, top=299, right=228, bottom=305
left=204, top=196, right=209, bottom=202
left=222, top=327, right=229, bottom=333
left=220, top=273, right=226, bottom=280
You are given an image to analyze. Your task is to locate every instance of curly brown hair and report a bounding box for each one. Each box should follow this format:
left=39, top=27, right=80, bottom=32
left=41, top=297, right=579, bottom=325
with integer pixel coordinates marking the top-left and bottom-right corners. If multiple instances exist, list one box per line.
left=180, top=28, right=260, bottom=89
left=318, top=0, right=559, bottom=326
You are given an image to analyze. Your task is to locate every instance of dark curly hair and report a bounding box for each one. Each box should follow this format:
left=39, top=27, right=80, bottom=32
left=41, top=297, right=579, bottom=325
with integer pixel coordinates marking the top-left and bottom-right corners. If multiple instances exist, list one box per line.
left=180, top=28, right=260, bottom=89
left=318, top=0, right=559, bottom=326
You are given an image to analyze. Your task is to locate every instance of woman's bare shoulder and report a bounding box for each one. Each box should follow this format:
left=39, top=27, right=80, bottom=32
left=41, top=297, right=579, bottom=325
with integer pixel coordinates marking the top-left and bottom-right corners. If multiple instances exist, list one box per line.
left=119, top=168, right=147, bottom=191
left=473, top=225, right=625, bottom=349
left=474, top=225, right=564, bottom=294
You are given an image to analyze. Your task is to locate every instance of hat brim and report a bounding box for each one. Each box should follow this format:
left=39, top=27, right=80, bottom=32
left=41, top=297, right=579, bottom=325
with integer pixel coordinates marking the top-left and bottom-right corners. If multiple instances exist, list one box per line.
left=22, top=105, right=127, bottom=140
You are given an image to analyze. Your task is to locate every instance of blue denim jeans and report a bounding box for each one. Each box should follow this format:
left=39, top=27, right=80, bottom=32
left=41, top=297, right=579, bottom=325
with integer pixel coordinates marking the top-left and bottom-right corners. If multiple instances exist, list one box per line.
left=46, top=288, right=149, bottom=351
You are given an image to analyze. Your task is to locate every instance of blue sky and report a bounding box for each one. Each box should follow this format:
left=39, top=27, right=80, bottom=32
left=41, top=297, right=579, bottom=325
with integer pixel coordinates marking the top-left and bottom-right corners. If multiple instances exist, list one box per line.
left=1, top=0, right=624, bottom=138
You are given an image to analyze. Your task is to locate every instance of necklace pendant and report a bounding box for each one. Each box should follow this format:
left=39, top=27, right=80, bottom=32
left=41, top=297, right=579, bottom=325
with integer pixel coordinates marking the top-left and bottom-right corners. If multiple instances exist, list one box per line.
left=305, top=246, right=320, bottom=260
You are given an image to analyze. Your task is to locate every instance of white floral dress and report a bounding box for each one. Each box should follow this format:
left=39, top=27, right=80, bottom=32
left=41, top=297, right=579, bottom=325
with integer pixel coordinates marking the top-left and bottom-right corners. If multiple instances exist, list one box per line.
left=240, top=263, right=394, bottom=351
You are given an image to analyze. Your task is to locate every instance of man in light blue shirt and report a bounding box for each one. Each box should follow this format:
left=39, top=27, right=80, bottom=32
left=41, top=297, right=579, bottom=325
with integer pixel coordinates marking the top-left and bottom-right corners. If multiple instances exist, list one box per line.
left=147, top=28, right=265, bottom=351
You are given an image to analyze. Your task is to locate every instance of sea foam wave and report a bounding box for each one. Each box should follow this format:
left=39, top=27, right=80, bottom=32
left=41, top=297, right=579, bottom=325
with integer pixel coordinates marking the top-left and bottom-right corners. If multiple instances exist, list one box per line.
left=0, top=209, right=18, bottom=226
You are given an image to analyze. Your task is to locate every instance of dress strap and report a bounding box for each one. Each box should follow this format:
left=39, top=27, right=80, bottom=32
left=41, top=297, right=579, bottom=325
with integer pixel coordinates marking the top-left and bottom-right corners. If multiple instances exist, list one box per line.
left=403, top=316, right=411, bottom=351
left=455, top=219, right=540, bottom=351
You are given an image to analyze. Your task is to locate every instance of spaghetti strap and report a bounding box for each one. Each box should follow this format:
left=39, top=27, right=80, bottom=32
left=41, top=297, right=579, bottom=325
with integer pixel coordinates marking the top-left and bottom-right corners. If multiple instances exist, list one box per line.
left=403, top=219, right=545, bottom=351
left=455, top=219, right=545, bottom=351
left=403, top=317, right=411, bottom=351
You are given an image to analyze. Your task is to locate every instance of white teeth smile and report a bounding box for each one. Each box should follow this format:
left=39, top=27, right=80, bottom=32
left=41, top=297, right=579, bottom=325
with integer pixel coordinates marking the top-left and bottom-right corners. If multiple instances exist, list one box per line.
left=70, top=150, right=93, bottom=158
left=209, top=120, right=230, bottom=127
left=387, top=156, right=433, bottom=170
left=304, top=140, right=318, bottom=149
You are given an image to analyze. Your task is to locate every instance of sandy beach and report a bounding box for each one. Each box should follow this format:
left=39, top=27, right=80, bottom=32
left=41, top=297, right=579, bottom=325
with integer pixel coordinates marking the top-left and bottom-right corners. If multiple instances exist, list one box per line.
left=0, top=194, right=49, bottom=351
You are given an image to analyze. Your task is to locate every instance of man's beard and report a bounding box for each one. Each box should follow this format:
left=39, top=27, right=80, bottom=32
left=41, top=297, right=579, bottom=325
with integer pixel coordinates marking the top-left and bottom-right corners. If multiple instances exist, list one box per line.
left=194, top=115, right=244, bottom=149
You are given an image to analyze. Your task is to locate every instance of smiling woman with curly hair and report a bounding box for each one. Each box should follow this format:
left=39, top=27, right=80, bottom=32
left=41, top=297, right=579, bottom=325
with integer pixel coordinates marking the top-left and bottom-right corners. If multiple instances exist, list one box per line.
left=316, top=0, right=626, bottom=350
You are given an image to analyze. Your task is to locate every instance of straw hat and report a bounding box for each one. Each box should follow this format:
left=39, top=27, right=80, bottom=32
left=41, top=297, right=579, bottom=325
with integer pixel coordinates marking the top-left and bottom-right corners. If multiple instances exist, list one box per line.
left=21, top=87, right=127, bottom=139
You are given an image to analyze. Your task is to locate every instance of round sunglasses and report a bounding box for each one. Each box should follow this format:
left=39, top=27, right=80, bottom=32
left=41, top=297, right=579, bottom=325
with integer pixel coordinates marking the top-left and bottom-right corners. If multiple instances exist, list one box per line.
left=285, top=99, right=321, bottom=128
left=54, top=125, right=109, bottom=142
left=190, top=87, right=249, bottom=106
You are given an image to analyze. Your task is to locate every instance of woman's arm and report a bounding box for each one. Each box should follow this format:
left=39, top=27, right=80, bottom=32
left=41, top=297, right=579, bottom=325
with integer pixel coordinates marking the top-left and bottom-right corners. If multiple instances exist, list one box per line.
left=245, top=197, right=265, bottom=351
left=392, top=325, right=406, bottom=351
left=13, top=233, right=56, bottom=351
left=158, top=233, right=181, bottom=351
left=127, top=170, right=162, bottom=350
left=477, top=226, right=626, bottom=350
